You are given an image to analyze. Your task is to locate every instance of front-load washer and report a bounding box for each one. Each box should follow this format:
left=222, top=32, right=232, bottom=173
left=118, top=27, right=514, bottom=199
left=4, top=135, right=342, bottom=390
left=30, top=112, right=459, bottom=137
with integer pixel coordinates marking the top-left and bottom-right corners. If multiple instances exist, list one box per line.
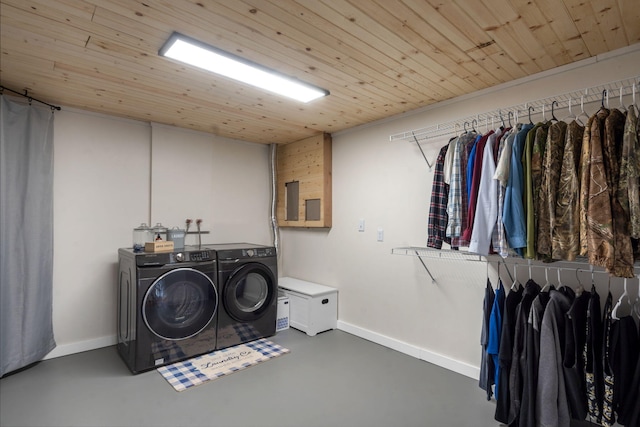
left=206, top=243, right=278, bottom=350
left=117, top=246, right=218, bottom=374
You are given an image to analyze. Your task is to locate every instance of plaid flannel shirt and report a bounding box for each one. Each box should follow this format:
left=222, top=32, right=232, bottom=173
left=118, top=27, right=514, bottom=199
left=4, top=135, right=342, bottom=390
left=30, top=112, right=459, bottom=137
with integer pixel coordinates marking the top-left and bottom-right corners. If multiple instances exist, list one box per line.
left=427, top=142, right=452, bottom=249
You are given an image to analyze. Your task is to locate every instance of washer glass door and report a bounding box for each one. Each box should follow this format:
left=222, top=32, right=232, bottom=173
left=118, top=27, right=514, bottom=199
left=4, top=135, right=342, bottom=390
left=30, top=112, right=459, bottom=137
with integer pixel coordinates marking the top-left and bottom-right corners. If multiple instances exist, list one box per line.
left=224, top=263, right=275, bottom=321
left=143, top=268, right=218, bottom=340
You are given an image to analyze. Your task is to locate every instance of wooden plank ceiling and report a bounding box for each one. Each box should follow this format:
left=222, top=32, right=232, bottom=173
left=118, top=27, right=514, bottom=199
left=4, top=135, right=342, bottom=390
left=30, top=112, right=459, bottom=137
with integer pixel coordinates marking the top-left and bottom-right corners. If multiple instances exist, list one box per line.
left=1, top=0, right=638, bottom=144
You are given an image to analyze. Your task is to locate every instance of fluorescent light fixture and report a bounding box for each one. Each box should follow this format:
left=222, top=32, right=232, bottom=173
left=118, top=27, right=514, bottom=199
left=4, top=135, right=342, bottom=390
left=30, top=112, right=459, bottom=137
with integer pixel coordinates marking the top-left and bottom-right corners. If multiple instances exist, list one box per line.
left=159, top=32, right=329, bottom=103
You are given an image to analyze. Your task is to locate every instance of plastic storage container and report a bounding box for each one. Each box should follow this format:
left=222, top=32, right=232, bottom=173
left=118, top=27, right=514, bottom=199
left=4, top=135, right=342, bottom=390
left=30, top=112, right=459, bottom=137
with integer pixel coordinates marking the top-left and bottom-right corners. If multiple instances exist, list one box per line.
left=167, top=227, right=186, bottom=249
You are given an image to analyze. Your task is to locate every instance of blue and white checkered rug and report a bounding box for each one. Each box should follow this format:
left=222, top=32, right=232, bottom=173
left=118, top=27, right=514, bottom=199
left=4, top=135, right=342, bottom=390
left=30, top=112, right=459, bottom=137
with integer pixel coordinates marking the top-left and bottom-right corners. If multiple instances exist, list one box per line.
left=157, top=338, right=290, bottom=391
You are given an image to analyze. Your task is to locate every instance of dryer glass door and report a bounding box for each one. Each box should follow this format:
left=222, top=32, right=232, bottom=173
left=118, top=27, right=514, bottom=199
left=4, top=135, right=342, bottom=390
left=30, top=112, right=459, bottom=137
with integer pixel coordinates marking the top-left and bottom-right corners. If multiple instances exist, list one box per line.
left=143, top=268, right=218, bottom=340
left=224, top=263, right=276, bottom=321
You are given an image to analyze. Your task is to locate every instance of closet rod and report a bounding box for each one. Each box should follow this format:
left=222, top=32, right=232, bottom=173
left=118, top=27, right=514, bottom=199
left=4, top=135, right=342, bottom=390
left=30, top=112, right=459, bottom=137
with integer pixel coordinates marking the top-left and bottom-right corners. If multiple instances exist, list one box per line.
left=390, top=75, right=639, bottom=143
left=0, top=85, right=61, bottom=111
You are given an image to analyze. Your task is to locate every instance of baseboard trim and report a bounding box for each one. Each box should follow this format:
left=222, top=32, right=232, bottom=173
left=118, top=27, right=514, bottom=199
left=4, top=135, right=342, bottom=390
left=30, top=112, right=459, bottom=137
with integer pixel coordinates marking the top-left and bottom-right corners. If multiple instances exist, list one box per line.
left=44, top=324, right=480, bottom=380
left=44, top=335, right=117, bottom=360
left=337, top=321, right=480, bottom=380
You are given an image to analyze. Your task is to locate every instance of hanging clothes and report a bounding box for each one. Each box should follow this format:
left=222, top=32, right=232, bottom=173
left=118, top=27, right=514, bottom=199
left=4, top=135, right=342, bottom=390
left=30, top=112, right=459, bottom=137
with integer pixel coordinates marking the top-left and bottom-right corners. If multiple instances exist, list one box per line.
left=579, top=115, right=596, bottom=257
left=552, top=120, right=585, bottom=261
left=519, top=285, right=553, bottom=427
left=446, top=132, right=476, bottom=248
left=523, top=122, right=548, bottom=259
left=427, top=143, right=451, bottom=249
left=480, top=279, right=496, bottom=400
left=464, top=131, right=493, bottom=243
left=584, top=108, right=616, bottom=272
left=469, top=130, right=500, bottom=255
left=504, top=124, right=534, bottom=256
left=620, top=350, right=640, bottom=427
left=467, top=135, right=480, bottom=201
left=536, top=288, right=574, bottom=427
left=619, top=106, right=640, bottom=240
left=604, top=109, right=635, bottom=278
left=537, top=121, right=567, bottom=261
left=487, top=280, right=505, bottom=399
left=611, top=316, right=640, bottom=424
left=563, top=290, right=590, bottom=421
left=601, top=292, right=616, bottom=427
left=585, top=285, right=604, bottom=424
left=508, top=279, right=541, bottom=425
left=495, top=283, right=523, bottom=424
left=493, top=127, right=516, bottom=258
left=613, top=315, right=640, bottom=425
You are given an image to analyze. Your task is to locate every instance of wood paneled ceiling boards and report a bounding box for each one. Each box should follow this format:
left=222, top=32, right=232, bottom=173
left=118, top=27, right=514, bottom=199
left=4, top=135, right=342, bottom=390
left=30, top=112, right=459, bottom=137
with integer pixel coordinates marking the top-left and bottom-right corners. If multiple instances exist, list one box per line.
left=1, top=0, right=638, bottom=144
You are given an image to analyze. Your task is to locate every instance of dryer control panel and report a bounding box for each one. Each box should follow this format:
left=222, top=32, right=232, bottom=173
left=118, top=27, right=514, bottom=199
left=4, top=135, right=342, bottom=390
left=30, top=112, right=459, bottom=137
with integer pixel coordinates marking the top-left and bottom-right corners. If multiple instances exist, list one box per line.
left=243, top=247, right=275, bottom=258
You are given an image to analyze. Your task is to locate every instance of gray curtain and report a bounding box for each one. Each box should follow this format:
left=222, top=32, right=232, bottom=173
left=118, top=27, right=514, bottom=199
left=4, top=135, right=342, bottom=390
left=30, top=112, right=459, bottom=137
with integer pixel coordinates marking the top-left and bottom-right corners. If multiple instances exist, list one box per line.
left=0, top=95, right=56, bottom=377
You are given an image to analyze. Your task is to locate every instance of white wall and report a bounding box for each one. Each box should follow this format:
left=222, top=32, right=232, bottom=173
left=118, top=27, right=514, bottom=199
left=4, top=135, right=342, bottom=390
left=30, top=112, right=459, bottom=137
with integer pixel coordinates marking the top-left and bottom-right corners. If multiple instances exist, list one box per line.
left=279, top=44, right=640, bottom=378
left=49, top=111, right=271, bottom=358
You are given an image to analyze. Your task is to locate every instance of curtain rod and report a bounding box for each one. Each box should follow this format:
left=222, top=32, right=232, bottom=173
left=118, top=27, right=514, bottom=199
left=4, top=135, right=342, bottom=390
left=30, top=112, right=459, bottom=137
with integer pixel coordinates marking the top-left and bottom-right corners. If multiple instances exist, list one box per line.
left=0, top=85, right=61, bottom=111
left=390, top=76, right=640, bottom=143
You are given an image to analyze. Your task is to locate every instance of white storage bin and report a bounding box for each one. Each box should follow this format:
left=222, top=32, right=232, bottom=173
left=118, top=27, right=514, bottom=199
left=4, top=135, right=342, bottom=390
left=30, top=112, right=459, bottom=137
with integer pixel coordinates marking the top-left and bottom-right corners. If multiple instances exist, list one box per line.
left=278, top=277, right=338, bottom=337
left=276, top=294, right=290, bottom=332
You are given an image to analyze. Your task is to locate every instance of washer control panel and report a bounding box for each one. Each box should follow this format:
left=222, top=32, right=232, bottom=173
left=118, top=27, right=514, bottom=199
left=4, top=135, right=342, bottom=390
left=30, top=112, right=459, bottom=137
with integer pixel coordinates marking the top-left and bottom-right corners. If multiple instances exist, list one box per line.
left=188, top=250, right=212, bottom=262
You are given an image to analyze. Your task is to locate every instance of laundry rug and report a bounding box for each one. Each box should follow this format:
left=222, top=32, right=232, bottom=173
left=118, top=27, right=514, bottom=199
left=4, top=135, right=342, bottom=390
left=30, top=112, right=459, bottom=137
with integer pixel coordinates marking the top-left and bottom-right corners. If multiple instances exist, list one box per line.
left=157, top=338, right=290, bottom=392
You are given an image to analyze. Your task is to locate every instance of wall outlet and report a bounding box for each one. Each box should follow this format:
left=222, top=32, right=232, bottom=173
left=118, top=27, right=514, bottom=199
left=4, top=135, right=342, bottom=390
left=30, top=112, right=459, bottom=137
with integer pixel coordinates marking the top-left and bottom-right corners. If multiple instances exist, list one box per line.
left=377, top=228, right=384, bottom=242
left=358, top=219, right=365, bottom=232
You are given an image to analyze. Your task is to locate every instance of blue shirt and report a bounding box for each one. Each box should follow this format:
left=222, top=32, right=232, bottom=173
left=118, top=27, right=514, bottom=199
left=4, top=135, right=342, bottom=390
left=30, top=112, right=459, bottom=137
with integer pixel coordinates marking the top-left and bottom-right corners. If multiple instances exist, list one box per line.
left=487, top=281, right=505, bottom=399
left=503, top=123, right=533, bottom=254
left=466, top=135, right=481, bottom=200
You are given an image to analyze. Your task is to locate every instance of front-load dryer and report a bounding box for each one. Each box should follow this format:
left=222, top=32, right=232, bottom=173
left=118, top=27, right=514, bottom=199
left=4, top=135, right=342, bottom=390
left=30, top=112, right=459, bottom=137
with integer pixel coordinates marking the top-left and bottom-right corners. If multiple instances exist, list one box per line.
left=206, top=243, right=278, bottom=350
left=117, top=246, right=218, bottom=374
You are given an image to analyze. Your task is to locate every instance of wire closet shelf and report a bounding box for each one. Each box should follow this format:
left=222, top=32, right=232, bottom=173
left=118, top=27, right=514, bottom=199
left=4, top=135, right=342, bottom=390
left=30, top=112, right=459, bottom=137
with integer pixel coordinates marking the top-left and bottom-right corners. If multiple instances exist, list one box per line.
left=389, top=76, right=640, bottom=145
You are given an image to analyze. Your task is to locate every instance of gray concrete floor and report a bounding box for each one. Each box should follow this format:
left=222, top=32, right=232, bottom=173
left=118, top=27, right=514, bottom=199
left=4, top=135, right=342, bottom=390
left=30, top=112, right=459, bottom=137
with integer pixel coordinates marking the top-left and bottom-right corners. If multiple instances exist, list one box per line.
left=0, top=328, right=503, bottom=427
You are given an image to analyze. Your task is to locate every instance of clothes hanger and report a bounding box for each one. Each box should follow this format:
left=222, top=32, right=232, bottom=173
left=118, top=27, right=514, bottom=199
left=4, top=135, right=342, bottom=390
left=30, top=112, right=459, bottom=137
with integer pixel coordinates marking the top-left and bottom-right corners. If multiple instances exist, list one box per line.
left=599, top=89, right=609, bottom=113
left=499, top=110, right=506, bottom=129
left=471, top=119, right=477, bottom=133
left=557, top=268, right=564, bottom=291
left=551, top=100, right=559, bottom=122
left=576, top=93, right=589, bottom=125
left=612, top=278, right=632, bottom=320
left=528, top=106, right=534, bottom=125
left=502, top=260, right=514, bottom=284
left=507, top=111, right=513, bottom=127
left=540, top=267, right=552, bottom=292
left=511, top=263, right=521, bottom=291
left=618, top=86, right=627, bottom=113
left=575, top=268, right=585, bottom=296
left=563, top=97, right=577, bottom=122
left=463, top=121, right=469, bottom=133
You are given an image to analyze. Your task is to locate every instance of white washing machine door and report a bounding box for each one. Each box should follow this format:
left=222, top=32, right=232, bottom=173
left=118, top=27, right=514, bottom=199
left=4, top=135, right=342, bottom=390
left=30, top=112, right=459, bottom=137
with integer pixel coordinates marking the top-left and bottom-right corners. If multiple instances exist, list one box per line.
left=143, top=267, right=218, bottom=340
